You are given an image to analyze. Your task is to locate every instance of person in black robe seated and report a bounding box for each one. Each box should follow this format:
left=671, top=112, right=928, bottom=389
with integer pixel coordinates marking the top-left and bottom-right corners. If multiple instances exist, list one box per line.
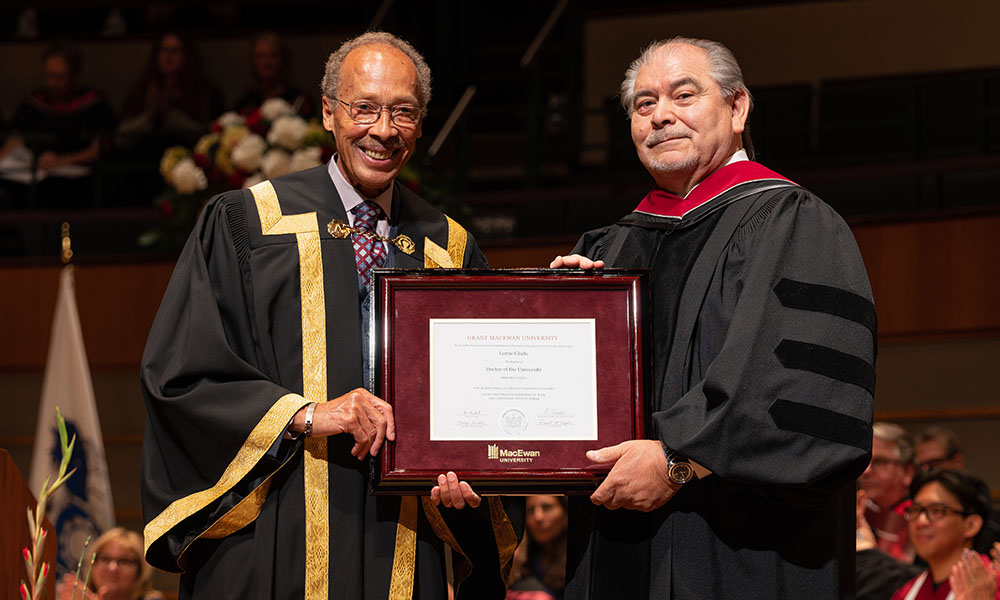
left=551, top=36, right=875, bottom=599
left=0, top=44, right=114, bottom=208
left=231, top=32, right=316, bottom=119
left=114, top=32, right=223, bottom=205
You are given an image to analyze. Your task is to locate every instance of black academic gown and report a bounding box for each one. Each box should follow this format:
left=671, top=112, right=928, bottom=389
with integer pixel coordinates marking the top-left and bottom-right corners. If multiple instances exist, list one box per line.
left=564, top=163, right=876, bottom=599
left=141, top=165, right=519, bottom=599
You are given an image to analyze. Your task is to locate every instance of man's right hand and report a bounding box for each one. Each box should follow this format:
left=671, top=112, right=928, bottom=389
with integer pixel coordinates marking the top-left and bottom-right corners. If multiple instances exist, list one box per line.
left=549, top=254, right=605, bottom=269
left=291, top=388, right=396, bottom=459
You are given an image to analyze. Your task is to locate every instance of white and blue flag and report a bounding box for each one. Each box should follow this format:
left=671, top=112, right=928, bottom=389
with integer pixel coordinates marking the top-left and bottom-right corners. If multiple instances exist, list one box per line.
left=29, top=266, right=115, bottom=574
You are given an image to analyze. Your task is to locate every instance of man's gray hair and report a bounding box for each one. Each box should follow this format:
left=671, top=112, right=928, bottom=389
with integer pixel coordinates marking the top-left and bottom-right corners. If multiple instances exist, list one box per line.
left=873, top=422, right=915, bottom=465
left=320, top=32, right=432, bottom=115
left=620, top=37, right=755, bottom=158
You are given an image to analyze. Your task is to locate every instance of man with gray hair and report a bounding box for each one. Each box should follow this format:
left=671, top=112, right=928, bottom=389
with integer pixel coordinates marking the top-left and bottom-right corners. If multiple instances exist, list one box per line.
left=140, top=31, right=519, bottom=599
left=860, top=422, right=916, bottom=561
left=552, top=37, right=876, bottom=598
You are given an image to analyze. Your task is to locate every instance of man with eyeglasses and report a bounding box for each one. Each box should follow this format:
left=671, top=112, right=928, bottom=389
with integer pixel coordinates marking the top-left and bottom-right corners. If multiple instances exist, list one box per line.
left=861, top=422, right=918, bottom=562
left=141, top=32, right=519, bottom=599
left=915, top=426, right=1000, bottom=561
left=915, top=426, right=966, bottom=473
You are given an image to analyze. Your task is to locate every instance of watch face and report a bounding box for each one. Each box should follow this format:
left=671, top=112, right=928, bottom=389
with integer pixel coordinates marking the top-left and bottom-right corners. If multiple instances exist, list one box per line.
left=668, top=462, right=694, bottom=484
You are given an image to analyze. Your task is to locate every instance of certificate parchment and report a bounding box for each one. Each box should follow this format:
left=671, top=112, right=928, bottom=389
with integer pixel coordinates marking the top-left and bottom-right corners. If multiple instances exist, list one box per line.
left=429, top=318, right=597, bottom=441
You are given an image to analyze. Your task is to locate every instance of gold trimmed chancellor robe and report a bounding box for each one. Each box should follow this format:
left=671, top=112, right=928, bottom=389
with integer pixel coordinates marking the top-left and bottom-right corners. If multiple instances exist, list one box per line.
left=140, top=165, right=518, bottom=599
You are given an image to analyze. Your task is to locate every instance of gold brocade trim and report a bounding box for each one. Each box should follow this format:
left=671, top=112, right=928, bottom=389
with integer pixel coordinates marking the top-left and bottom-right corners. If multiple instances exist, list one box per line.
left=423, top=239, right=452, bottom=268
left=386, top=216, right=471, bottom=594
left=423, top=216, right=468, bottom=269
left=199, top=480, right=272, bottom=541
left=444, top=216, right=468, bottom=268
left=488, top=496, right=519, bottom=583
left=388, top=496, right=419, bottom=600
left=420, top=498, right=474, bottom=589
left=143, top=393, right=310, bottom=559
left=250, top=180, right=330, bottom=600
left=303, top=436, right=330, bottom=597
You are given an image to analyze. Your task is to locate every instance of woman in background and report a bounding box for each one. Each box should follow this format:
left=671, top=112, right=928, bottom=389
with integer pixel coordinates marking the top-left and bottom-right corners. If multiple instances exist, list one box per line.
left=57, top=527, right=163, bottom=600
left=508, top=495, right=568, bottom=600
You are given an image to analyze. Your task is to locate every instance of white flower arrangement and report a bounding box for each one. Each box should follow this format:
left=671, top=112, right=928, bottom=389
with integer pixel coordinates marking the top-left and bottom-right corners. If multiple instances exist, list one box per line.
left=289, top=146, right=323, bottom=173
left=216, top=111, right=246, bottom=129
left=261, top=148, right=292, bottom=180
left=260, top=98, right=295, bottom=122
left=230, top=134, right=267, bottom=173
left=267, top=115, right=308, bottom=151
left=170, top=158, right=208, bottom=194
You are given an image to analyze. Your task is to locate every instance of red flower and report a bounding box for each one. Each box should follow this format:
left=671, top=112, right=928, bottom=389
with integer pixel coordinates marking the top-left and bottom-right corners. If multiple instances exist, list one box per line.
left=193, top=154, right=211, bottom=170
left=158, top=197, right=175, bottom=217
left=41, top=563, right=49, bottom=579
left=245, top=109, right=265, bottom=134
left=22, top=546, right=30, bottom=562
left=19, top=582, right=28, bottom=600
left=211, top=121, right=223, bottom=133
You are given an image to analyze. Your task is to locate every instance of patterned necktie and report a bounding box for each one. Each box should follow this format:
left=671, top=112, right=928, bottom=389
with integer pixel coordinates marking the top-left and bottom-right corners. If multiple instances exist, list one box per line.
left=353, top=200, right=387, bottom=289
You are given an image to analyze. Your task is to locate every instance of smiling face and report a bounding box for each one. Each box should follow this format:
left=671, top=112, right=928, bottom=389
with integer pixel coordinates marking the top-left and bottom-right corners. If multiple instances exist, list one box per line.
left=322, top=43, right=422, bottom=198
left=92, top=540, right=140, bottom=596
left=908, top=481, right=981, bottom=567
left=629, top=43, right=748, bottom=196
left=861, top=437, right=914, bottom=510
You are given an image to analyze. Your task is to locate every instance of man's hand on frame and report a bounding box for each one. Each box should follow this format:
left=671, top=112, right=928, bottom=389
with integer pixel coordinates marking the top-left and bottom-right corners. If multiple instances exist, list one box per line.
left=291, top=388, right=396, bottom=459
left=587, top=440, right=680, bottom=512
left=549, top=254, right=605, bottom=269
left=429, top=471, right=481, bottom=509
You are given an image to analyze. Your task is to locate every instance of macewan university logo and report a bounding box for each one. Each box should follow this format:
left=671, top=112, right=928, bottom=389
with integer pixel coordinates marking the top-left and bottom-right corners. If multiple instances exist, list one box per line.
left=487, top=444, right=541, bottom=463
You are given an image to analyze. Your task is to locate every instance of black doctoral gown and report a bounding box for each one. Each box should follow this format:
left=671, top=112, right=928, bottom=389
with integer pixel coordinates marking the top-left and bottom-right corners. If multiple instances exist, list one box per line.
left=564, top=162, right=876, bottom=600
left=141, top=165, right=520, bottom=599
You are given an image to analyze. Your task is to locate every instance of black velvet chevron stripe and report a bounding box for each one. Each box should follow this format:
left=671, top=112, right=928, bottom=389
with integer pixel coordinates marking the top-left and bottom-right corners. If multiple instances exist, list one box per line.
left=768, top=399, right=871, bottom=450
left=774, top=339, right=875, bottom=395
left=773, top=278, right=877, bottom=336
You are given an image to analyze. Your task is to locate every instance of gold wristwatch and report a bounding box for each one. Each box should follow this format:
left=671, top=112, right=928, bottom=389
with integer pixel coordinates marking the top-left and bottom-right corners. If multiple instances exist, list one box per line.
left=662, top=444, right=694, bottom=485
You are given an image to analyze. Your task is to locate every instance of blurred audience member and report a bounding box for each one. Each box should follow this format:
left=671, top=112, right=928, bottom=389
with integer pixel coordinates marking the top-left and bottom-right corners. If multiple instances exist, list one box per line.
left=118, top=32, right=222, bottom=149
left=916, top=426, right=966, bottom=473
left=862, top=422, right=918, bottom=562
left=507, top=495, right=568, bottom=600
left=857, top=484, right=924, bottom=600
left=916, top=426, right=1000, bottom=557
left=56, top=527, right=163, bottom=600
left=232, top=32, right=315, bottom=118
left=115, top=32, right=222, bottom=205
left=0, top=44, right=114, bottom=206
left=891, top=470, right=999, bottom=600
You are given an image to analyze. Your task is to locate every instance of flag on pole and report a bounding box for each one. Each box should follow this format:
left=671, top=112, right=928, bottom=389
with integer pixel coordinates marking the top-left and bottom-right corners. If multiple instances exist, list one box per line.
left=29, top=266, right=115, bottom=574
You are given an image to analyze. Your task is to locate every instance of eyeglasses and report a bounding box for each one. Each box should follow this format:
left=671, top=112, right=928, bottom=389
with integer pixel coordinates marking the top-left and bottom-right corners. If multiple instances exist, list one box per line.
left=95, top=555, right=139, bottom=569
left=902, top=502, right=969, bottom=522
left=917, top=456, right=956, bottom=472
left=336, top=97, right=421, bottom=128
left=868, top=456, right=905, bottom=470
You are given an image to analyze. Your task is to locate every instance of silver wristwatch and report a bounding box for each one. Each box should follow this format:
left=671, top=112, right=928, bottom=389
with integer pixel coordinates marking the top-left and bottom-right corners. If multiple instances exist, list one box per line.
left=303, top=402, right=317, bottom=437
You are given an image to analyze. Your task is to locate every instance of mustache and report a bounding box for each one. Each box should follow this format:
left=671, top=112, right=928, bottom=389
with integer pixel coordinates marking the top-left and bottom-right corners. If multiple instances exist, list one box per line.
left=359, top=137, right=405, bottom=151
left=644, top=129, right=688, bottom=148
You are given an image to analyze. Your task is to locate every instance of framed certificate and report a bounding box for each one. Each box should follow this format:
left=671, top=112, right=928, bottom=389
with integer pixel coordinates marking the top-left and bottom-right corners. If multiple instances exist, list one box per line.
left=370, top=269, right=648, bottom=494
